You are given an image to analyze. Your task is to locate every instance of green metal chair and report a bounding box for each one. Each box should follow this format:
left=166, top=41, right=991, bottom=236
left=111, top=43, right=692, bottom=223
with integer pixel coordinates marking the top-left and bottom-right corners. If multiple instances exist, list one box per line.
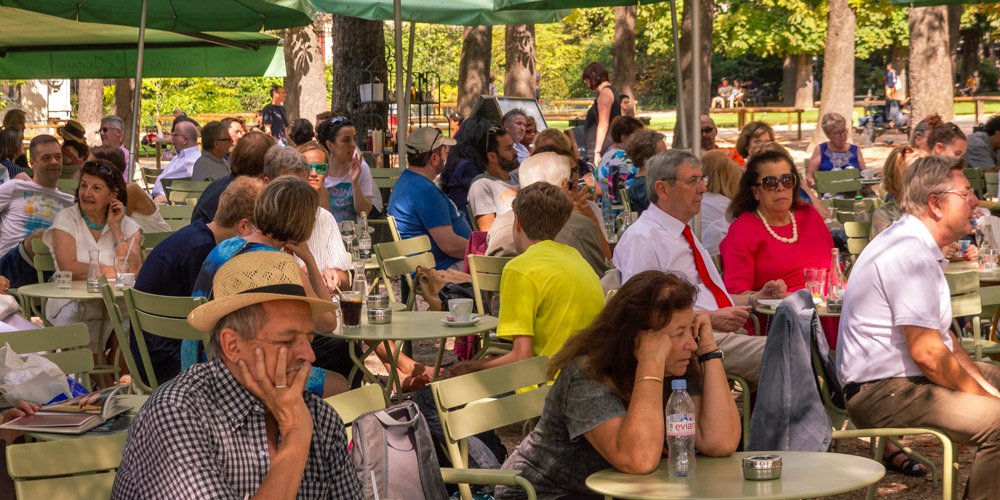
left=843, top=221, right=871, bottom=273
left=946, top=270, right=1000, bottom=363
left=964, top=168, right=986, bottom=199
left=165, top=179, right=211, bottom=205
left=374, top=235, right=435, bottom=310
left=468, top=254, right=512, bottom=357
left=431, top=356, right=547, bottom=500
left=56, top=177, right=79, bottom=195
left=985, top=171, right=999, bottom=199
left=5, top=432, right=127, bottom=499
left=140, top=231, right=175, bottom=260
left=0, top=323, right=94, bottom=390
left=814, top=169, right=862, bottom=197
left=325, top=384, right=536, bottom=498
left=118, top=287, right=207, bottom=392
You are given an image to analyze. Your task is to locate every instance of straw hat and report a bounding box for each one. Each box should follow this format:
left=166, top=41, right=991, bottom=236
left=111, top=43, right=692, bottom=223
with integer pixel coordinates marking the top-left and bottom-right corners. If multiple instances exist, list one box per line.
left=56, top=120, right=87, bottom=144
left=187, top=251, right=336, bottom=334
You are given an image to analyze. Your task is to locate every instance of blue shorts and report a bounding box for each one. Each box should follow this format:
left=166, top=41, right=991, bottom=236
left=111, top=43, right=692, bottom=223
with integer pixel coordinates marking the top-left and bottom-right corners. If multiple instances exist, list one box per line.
left=0, top=243, right=45, bottom=288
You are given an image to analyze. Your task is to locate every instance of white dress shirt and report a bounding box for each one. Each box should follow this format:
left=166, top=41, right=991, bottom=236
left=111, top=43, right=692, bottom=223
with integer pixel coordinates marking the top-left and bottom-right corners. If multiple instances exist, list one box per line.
left=612, top=203, right=731, bottom=312
left=153, top=147, right=202, bottom=197
left=700, top=192, right=732, bottom=256
left=837, top=215, right=954, bottom=385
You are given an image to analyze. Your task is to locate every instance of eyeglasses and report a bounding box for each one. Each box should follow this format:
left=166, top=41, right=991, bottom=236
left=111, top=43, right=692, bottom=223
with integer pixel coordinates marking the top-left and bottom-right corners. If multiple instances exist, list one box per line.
left=701, top=127, right=715, bottom=133
left=310, top=163, right=329, bottom=175
left=938, top=187, right=976, bottom=201
left=100, top=127, right=120, bottom=133
left=755, top=173, right=797, bottom=191
left=674, top=175, right=709, bottom=187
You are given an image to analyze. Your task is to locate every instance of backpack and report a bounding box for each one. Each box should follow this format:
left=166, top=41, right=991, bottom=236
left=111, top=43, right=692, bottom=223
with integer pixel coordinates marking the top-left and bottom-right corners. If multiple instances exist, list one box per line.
left=350, top=401, right=448, bottom=500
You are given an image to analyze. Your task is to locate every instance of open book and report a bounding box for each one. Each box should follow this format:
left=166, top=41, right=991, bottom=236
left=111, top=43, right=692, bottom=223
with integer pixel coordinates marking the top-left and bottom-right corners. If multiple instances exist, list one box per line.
left=0, top=385, right=130, bottom=434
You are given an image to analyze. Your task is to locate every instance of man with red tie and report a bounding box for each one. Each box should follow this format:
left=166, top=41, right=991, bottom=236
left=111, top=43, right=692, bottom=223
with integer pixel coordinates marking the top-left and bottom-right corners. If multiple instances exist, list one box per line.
left=612, top=149, right=780, bottom=387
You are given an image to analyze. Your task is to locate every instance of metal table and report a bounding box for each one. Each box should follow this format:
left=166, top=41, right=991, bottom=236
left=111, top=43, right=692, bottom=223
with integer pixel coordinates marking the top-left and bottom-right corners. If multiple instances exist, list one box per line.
left=328, top=311, right=498, bottom=400
left=585, top=451, right=885, bottom=500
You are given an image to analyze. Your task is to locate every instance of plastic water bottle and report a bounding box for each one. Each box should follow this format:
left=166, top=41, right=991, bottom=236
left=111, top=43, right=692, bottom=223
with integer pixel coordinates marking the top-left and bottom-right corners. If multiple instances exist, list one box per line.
left=666, top=379, right=697, bottom=478
left=852, top=195, right=869, bottom=223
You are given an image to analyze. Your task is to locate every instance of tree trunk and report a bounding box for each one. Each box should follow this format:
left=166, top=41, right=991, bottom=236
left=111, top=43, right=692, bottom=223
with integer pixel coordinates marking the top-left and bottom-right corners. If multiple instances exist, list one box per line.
left=960, top=26, right=981, bottom=80
left=330, top=16, right=386, bottom=119
left=890, top=44, right=909, bottom=101
left=672, top=0, right=713, bottom=148
left=948, top=4, right=962, bottom=83
left=909, top=7, right=954, bottom=123
left=783, top=54, right=814, bottom=108
left=282, top=17, right=328, bottom=123
left=504, top=24, right=535, bottom=99
left=77, top=79, right=105, bottom=140
left=113, top=79, right=135, bottom=136
left=782, top=56, right=795, bottom=106
left=457, top=25, right=492, bottom=119
left=810, top=0, right=855, bottom=148
left=613, top=6, right=637, bottom=115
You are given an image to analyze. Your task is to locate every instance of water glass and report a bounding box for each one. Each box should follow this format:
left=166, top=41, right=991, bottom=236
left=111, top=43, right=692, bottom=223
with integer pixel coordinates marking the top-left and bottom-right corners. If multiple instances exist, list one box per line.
left=54, top=271, right=72, bottom=290
left=985, top=249, right=999, bottom=272
left=803, top=268, right=827, bottom=300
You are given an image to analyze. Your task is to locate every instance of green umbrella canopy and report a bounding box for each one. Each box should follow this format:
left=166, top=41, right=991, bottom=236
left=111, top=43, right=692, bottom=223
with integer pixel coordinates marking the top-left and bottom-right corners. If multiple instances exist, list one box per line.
left=889, top=0, right=997, bottom=4
left=0, top=8, right=286, bottom=78
left=313, top=0, right=568, bottom=26
left=0, top=0, right=313, bottom=32
left=495, top=0, right=663, bottom=10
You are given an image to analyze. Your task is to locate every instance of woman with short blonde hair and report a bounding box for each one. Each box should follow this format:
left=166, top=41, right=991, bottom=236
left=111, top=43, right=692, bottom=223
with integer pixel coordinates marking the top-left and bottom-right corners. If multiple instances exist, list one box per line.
left=807, top=112, right=866, bottom=186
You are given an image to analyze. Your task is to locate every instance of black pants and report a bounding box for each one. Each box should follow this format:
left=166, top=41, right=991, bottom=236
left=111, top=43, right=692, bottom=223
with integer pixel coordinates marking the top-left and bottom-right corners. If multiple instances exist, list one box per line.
left=311, top=335, right=364, bottom=388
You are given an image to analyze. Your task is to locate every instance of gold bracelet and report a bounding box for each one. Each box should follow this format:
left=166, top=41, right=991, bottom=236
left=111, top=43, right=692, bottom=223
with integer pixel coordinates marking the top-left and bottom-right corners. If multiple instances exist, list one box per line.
left=636, top=376, right=663, bottom=384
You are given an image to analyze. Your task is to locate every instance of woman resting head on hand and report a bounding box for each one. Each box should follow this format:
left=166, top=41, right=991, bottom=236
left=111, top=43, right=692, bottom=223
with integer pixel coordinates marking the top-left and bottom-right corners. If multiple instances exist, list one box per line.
left=495, top=271, right=740, bottom=500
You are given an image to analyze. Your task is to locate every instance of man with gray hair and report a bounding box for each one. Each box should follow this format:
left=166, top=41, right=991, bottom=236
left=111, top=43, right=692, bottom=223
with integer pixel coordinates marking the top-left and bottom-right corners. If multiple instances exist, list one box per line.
left=612, top=149, right=774, bottom=387
left=152, top=119, right=202, bottom=202
left=99, top=115, right=130, bottom=171
left=838, top=155, right=1000, bottom=498
left=191, top=121, right=232, bottom=181
left=502, top=108, right=530, bottom=164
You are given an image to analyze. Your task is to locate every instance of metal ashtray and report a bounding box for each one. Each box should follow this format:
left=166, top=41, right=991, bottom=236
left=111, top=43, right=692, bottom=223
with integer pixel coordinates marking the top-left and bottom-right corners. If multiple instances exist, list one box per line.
left=826, top=299, right=843, bottom=314
left=367, top=293, right=389, bottom=310
left=742, top=455, right=782, bottom=481
left=368, top=307, right=392, bottom=325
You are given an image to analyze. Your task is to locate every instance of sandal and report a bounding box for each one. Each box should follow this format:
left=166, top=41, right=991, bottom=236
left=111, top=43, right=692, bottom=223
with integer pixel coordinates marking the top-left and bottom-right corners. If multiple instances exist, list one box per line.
left=883, top=449, right=928, bottom=477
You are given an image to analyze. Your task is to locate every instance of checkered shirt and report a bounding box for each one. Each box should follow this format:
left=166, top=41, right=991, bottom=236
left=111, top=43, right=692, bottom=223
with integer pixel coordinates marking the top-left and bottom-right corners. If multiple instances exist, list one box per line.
left=111, top=359, right=362, bottom=499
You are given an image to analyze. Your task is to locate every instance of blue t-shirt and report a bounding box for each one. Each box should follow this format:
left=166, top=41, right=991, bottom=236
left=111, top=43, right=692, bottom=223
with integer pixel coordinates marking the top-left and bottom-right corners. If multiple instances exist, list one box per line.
left=132, top=220, right=216, bottom=386
left=388, top=169, right=472, bottom=270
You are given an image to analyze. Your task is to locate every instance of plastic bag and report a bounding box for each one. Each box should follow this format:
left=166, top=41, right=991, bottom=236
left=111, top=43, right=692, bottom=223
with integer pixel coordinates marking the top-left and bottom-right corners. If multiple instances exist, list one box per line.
left=0, top=342, right=70, bottom=404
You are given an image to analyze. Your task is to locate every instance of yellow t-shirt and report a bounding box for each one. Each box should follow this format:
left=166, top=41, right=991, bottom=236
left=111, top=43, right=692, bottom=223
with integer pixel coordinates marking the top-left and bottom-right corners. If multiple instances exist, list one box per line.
left=497, top=240, right=605, bottom=358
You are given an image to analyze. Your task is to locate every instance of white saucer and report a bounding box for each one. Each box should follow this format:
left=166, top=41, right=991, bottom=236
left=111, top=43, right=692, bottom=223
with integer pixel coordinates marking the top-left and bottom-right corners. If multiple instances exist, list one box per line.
left=757, top=299, right=782, bottom=309
left=441, top=316, right=481, bottom=327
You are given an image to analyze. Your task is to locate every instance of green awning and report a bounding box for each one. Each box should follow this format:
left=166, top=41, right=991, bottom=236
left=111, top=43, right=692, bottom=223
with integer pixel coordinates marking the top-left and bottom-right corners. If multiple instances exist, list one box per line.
left=495, top=0, right=663, bottom=10
left=313, top=0, right=569, bottom=26
left=0, top=8, right=286, bottom=78
left=889, top=0, right=998, bottom=4
left=0, top=0, right=313, bottom=32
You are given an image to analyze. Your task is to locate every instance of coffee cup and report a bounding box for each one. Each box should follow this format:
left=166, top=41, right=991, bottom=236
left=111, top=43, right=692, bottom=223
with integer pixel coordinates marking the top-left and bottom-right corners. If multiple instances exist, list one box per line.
left=448, top=298, right=474, bottom=322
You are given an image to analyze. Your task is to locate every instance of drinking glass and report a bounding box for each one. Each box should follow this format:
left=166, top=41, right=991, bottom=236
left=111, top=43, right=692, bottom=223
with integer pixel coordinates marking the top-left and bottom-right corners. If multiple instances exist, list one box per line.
left=54, top=271, right=72, bottom=289
left=340, top=291, right=364, bottom=328
left=803, top=268, right=827, bottom=301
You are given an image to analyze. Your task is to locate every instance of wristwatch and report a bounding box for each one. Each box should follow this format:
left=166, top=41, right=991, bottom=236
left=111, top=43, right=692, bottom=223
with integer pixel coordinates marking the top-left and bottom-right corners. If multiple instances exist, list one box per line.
left=698, top=349, right=724, bottom=364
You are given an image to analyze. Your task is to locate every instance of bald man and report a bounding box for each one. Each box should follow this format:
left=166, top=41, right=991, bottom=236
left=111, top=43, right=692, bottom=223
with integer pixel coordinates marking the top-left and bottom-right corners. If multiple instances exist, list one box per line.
left=153, top=120, right=202, bottom=203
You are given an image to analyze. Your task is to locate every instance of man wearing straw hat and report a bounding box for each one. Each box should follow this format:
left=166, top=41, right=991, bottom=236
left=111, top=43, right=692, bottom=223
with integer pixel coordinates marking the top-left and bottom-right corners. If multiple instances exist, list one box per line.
left=113, top=251, right=361, bottom=498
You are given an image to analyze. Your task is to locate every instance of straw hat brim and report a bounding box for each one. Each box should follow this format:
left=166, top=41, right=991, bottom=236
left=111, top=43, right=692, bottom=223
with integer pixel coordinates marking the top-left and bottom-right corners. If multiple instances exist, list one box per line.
left=187, top=292, right=337, bottom=334
left=56, top=127, right=86, bottom=144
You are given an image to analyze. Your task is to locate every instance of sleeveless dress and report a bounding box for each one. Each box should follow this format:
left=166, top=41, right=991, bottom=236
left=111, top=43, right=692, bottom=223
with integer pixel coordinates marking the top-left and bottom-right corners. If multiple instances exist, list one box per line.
left=583, top=85, right=622, bottom=161
left=818, top=143, right=861, bottom=171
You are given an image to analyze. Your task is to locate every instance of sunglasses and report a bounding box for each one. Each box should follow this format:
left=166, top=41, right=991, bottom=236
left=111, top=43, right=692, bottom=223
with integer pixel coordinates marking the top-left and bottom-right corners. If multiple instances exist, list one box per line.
left=83, top=160, right=115, bottom=178
left=310, top=163, right=329, bottom=175
left=755, top=173, right=797, bottom=191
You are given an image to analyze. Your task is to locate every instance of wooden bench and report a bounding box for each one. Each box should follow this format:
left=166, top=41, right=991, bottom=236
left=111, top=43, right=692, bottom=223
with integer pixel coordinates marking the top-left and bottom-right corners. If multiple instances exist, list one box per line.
left=709, top=106, right=804, bottom=139
left=955, top=96, right=1000, bottom=125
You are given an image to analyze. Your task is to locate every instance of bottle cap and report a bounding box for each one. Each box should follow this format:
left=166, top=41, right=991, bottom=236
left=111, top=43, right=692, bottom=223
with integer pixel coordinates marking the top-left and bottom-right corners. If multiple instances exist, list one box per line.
left=671, top=379, right=687, bottom=391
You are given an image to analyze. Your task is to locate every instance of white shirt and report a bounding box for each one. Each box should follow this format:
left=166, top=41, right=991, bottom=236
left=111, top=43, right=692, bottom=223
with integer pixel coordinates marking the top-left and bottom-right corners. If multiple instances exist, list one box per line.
left=302, top=207, right=351, bottom=272
left=152, top=147, right=202, bottom=197
left=43, top=205, right=142, bottom=269
left=467, top=174, right=518, bottom=219
left=837, top=214, right=954, bottom=385
left=0, top=179, right=75, bottom=255
left=513, top=142, right=530, bottom=164
left=700, top=192, right=732, bottom=256
left=612, top=203, right=731, bottom=312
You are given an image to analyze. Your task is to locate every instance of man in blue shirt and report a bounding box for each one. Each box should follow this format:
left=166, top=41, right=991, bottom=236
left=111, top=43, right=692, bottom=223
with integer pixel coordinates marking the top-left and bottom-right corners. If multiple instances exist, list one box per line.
left=388, top=127, right=471, bottom=270
left=132, top=177, right=262, bottom=385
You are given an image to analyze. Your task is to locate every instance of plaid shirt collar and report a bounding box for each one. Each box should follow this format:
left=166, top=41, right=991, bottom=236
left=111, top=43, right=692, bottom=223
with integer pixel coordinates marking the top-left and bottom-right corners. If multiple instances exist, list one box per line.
left=206, top=358, right=268, bottom=430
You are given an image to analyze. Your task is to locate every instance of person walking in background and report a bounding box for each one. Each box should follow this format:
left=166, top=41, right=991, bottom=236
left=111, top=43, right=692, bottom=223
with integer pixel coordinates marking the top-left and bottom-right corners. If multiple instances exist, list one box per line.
left=885, top=63, right=898, bottom=99
left=582, top=62, right=622, bottom=166
left=261, top=85, right=288, bottom=146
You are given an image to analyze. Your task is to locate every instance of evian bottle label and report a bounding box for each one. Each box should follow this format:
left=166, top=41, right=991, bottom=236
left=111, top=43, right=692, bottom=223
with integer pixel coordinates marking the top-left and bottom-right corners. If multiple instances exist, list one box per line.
left=666, top=413, right=696, bottom=436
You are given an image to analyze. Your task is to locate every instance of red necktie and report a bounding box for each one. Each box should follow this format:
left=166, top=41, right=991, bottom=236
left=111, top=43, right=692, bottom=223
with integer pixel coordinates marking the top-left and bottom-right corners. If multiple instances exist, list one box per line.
left=682, top=225, right=733, bottom=309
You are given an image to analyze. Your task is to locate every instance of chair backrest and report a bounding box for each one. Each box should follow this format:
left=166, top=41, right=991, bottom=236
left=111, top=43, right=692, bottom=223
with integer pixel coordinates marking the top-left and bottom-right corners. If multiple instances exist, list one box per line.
left=386, top=214, right=401, bottom=242
left=158, top=204, right=195, bottom=220
left=834, top=210, right=856, bottom=224
left=60, top=164, right=81, bottom=179
left=99, top=280, right=150, bottom=394
left=831, top=197, right=876, bottom=212
left=166, top=180, right=211, bottom=205
left=374, top=235, right=435, bottom=308
left=981, top=285, right=1000, bottom=342
left=0, top=323, right=94, bottom=390
left=122, top=287, right=207, bottom=390
left=324, top=384, right=387, bottom=439
left=986, top=171, right=1000, bottom=199
left=30, top=238, right=55, bottom=284
left=5, top=432, right=128, bottom=499
left=141, top=231, right=174, bottom=260
left=430, top=356, right=550, bottom=474
left=843, top=221, right=871, bottom=265
left=814, top=169, right=862, bottom=196
left=468, top=254, right=511, bottom=316
left=466, top=204, right=479, bottom=232
left=56, top=177, right=79, bottom=194
left=141, top=167, right=163, bottom=190
left=946, top=270, right=983, bottom=342
left=618, top=188, right=631, bottom=213
left=964, top=168, right=987, bottom=198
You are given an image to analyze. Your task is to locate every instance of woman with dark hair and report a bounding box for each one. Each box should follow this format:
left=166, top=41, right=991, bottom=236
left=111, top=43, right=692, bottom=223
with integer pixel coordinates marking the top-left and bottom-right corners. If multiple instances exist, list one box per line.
left=735, top=121, right=775, bottom=161
left=316, top=116, right=378, bottom=221
left=0, top=127, right=22, bottom=182
left=925, top=117, right=968, bottom=157
left=495, top=271, right=740, bottom=499
left=89, top=145, right=171, bottom=234
left=288, top=118, right=315, bottom=147
left=44, top=159, right=142, bottom=350
left=597, top=115, right=644, bottom=204
left=582, top=62, right=622, bottom=165
left=720, top=142, right=835, bottom=344
left=441, top=115, right=492, bottom=215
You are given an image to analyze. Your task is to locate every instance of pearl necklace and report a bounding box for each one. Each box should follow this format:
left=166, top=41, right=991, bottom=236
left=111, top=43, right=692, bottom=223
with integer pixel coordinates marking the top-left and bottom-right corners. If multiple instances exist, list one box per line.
left=756, top=209, right=798, bottom=244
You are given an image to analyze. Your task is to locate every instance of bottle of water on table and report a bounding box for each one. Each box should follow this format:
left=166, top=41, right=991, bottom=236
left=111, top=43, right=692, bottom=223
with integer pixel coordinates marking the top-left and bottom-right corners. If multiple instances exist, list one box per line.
left=666, top=379, right=697, bottom=478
